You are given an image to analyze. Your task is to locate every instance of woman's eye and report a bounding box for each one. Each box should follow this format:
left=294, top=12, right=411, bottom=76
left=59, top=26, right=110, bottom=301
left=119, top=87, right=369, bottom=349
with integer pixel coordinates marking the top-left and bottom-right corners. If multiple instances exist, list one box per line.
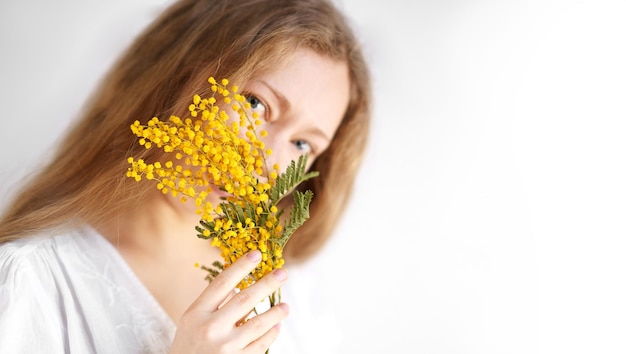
left=245, top=94, right=267, bottom=117
left=293, top=139, right=312, bottom=154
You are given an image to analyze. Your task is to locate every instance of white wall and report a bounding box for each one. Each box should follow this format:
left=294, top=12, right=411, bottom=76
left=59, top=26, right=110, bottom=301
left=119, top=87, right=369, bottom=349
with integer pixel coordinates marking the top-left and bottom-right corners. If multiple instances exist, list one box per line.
left=1, top=1, right=625, bottom=353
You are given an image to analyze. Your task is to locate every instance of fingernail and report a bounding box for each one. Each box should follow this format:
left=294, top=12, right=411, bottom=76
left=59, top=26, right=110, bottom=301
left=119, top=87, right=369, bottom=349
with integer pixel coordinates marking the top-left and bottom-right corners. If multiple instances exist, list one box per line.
left=247, top=250, right=261, bottom=262
left=278, top=302, right=290, bottom=314
left=273, top=268, right=287, bottom=281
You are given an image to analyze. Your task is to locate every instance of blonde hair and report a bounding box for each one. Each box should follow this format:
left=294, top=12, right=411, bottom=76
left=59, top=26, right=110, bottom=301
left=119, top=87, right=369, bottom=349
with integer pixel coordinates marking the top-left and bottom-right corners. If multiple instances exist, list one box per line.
left=0, top=0, right=371, bottom=263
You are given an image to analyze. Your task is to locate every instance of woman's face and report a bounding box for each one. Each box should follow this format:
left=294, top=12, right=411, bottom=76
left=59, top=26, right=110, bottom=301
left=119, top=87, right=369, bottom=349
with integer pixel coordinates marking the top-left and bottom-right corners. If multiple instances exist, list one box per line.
left=240, top=48, right=350, bottom=172
left=170, top=47, right=350, bottom=215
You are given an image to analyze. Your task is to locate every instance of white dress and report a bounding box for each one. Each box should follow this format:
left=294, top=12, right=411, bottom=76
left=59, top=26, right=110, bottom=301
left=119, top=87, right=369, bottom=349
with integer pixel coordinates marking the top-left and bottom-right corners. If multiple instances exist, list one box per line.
left=0, top=227, right=340, bottom=354
left=0, top=228, right=175, bottom=353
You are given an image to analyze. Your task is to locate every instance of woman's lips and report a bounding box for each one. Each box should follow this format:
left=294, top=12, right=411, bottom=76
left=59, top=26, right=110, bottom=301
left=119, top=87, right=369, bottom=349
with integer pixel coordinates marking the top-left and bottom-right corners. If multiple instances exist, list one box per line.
left=209, top=183, right=230, bottom=198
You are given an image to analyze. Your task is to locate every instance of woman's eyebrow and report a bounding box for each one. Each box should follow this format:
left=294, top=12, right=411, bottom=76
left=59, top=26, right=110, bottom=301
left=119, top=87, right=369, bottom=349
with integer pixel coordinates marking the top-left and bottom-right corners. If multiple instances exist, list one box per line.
left=257, top=79, right=291, bottom=113
left=306, top=127, right=332, bottom=144
left=256, top=79, right=334, bottom=143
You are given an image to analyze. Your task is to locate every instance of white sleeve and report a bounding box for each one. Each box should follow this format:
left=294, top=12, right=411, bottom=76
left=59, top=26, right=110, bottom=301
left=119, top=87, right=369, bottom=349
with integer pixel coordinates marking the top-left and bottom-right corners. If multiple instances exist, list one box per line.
left=0, top=244, right=67, bottom=354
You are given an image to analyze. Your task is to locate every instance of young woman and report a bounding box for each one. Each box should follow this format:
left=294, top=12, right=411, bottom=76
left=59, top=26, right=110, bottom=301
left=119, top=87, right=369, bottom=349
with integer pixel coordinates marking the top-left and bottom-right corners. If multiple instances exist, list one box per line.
left=0, top=0, right=370, bottom=352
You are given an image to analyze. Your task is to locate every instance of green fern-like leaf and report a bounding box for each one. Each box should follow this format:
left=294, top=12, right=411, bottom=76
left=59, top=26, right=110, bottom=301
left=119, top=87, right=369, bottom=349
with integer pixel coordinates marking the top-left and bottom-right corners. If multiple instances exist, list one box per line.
left=279, top=189, right=314, bottom=245
left=269, top=154, right=319, bottom=205
left=200, top=260, right=224, bottom=282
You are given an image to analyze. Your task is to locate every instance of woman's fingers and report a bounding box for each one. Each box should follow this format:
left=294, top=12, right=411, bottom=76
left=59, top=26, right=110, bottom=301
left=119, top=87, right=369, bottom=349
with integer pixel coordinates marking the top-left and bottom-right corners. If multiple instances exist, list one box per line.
left=171, top=250, right=290, bottom=353
left=221, top=268, right=288, bottom=324
left=188, top=250, right=263, bottom=312
left=237, top=303, right=289, bottom=351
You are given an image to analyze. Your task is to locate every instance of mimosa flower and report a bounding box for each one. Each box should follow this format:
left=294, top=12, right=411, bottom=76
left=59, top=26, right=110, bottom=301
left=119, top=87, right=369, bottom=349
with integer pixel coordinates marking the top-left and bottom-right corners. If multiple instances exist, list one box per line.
left=126, top=77, right=318, bottom=294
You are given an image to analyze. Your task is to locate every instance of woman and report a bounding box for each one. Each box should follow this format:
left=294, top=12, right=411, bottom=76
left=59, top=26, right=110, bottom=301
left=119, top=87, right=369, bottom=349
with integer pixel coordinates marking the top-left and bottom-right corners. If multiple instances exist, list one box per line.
left=0, top=0, right=370, bottom=352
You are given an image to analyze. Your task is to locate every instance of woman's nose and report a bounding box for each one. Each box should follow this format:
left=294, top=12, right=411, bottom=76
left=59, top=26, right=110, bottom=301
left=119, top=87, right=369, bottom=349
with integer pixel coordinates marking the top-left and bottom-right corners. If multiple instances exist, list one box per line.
left=259, top=135, right=295, bottom=174
left=264, top=147, right=290, bottom=175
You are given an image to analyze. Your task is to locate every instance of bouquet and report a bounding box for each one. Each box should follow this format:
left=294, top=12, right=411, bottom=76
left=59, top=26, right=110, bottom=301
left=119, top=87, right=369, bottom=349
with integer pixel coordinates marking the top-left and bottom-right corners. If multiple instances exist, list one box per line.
left=126, top=77, right=317, bottom=322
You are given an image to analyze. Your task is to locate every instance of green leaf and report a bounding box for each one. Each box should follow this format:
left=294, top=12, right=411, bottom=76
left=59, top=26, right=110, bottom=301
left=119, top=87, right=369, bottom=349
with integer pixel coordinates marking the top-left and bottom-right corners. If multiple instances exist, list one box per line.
left=269, top=154, right=319, bottom=205
left=279, top=189, right=314, bottom=245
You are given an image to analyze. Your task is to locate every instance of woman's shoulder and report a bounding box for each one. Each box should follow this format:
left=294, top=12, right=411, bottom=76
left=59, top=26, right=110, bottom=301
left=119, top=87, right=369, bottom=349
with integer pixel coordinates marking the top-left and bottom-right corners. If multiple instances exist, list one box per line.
left=1, top=230, right=59, bottom=252
left=0, top=228, right=94, bottom=282
left=0, top=231, right=79, bottom=336
left=0, top=227, right=175, bottom=353
left=1, top=232, right=59, bottom=270
left=0, top=228, right=115, bottom=352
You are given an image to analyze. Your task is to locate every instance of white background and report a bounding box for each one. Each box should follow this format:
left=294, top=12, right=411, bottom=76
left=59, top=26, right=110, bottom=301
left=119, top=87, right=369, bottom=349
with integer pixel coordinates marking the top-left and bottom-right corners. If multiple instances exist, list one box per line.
left=1, top=1, right=625, bottom=353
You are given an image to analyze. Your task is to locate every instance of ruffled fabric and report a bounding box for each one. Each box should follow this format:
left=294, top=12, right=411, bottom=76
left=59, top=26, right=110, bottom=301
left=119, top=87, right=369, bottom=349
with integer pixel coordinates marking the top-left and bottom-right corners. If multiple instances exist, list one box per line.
left=0, top=227, right=341, bottom=353
left=0, top=228, right=175, bottom=354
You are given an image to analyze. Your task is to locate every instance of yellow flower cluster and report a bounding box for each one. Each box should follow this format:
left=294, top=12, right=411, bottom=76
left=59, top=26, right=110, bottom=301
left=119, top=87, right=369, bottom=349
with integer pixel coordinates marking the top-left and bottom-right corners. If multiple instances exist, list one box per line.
left=126, top=77, right=293, bottom=289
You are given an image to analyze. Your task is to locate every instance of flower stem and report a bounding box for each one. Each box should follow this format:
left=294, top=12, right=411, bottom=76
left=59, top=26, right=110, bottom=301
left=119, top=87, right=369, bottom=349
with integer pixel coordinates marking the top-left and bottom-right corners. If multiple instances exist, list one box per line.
left=265, top=287, right=282, bottom=354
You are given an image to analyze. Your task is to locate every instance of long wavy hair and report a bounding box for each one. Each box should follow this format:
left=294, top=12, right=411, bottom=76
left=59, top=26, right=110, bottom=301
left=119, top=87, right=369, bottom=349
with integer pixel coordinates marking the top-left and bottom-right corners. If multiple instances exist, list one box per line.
left=0, top=0, right=371, bottom=263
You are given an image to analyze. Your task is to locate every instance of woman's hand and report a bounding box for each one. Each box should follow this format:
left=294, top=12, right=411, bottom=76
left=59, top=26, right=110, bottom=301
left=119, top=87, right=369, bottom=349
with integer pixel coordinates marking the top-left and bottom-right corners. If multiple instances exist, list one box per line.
left=169, top=250, right=289, bottom=354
